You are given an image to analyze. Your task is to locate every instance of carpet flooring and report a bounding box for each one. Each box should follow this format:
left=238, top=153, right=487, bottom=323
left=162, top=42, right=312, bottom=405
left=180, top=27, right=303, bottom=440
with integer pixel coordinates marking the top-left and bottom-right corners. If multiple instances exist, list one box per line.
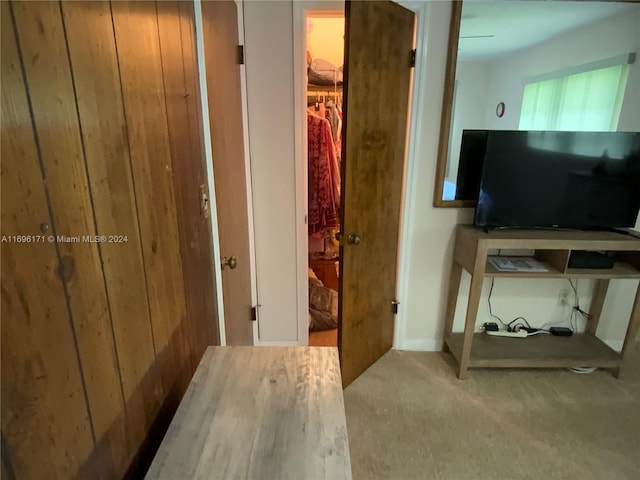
left=343, top=345, right=640, bottom=480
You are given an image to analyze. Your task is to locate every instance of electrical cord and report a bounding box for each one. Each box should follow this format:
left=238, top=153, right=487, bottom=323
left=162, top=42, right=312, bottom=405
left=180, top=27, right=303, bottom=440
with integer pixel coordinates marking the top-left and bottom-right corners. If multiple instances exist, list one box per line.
left=487, top=278, right=508, bottom=328
left=566, top=278, right=597, bottom=373
left=567, top=278, right=591, bottom=332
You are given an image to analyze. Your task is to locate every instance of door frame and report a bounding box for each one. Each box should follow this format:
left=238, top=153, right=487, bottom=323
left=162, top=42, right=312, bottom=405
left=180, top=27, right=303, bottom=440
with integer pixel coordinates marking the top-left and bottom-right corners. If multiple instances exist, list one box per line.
left=293, top=0, right=429, bottom=348
left=193, top=0, right=259, bottom=345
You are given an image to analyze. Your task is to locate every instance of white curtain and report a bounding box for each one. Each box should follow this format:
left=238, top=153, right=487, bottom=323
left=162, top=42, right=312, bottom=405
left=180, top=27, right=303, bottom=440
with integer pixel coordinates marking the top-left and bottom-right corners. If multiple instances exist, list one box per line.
left=519, top=64, right=629, bottom=131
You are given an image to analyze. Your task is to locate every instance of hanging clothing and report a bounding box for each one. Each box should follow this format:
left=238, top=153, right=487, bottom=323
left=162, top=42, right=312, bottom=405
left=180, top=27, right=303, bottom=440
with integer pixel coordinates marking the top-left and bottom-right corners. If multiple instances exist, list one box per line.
left=308, top=110, right=340, bottom=235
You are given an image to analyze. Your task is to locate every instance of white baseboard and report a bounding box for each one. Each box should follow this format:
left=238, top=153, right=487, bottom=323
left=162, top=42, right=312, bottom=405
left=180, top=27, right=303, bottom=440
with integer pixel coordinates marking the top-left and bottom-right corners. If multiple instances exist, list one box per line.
left=395, top=338, right=443, bottom=352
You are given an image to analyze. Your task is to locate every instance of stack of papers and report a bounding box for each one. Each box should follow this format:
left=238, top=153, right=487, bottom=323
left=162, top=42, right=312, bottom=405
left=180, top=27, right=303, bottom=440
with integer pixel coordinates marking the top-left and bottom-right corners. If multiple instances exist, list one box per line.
left=488, top=256, right=550, bottom=272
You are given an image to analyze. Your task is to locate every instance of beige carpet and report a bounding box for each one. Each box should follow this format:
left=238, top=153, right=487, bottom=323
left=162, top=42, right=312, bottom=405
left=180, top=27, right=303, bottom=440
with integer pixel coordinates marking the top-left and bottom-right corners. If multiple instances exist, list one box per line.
left=343, top=345, right=640, bottom=480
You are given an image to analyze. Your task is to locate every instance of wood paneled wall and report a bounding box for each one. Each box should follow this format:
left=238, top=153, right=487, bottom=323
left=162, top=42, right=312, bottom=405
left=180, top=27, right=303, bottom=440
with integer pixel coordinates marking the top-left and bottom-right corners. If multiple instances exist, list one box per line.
left=0, top=1, right=218, bottom=478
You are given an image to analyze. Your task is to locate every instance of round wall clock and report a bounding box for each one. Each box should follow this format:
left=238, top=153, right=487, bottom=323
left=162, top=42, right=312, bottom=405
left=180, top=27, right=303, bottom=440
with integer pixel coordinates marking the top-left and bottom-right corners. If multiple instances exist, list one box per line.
left=496, top=102, right=505, bottom=118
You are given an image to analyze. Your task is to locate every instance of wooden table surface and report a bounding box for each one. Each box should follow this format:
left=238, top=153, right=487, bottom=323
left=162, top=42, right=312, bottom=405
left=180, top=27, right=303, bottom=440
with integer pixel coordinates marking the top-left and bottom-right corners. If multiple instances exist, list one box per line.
left=145, top=346, right=352, bottom=479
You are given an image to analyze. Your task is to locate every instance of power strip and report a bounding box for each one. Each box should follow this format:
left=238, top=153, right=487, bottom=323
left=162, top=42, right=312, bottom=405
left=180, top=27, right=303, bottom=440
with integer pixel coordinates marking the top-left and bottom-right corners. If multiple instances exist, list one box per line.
left=486, top=330, right=528, bottom=338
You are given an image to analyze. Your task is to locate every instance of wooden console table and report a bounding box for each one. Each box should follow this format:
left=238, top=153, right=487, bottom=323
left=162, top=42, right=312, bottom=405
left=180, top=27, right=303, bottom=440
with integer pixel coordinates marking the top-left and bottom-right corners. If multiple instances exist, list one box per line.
left=145, top=347, right=352, bottom=479
left=443, top=225, right=640, bottom=379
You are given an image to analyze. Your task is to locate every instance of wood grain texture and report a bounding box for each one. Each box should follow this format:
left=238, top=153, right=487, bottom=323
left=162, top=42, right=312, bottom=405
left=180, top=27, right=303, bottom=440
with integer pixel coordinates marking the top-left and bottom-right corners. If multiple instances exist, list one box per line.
left=446, top=333, right=621, bottom=368
left=340, top=1, right=414, bottom=387
left=157, top=0, right=218, bottom=370
left=453, top=224, right=478, bottom=273
left=61, top=0, right=159, bottom=471
left=1, top=3, right=95, bottom=477
left=201, top=0, right=254, bottom=345
left=484, top=262, right=640, bottom=279
left=155, top=0, right=196, bottom=392
left=459, top=225, right=640, bottom=252
left=3, top=1, right=219, bottom=477
left=446, top=226, right=640, bottom=378
left=178, top=1, right=220, bottom=351
left=157, top=2, right=219, bottom=368
left=10, top=2, right=129, bottom=476
left=112, top=1, right=189, bottom=396
left=145, top=347, right=352, bottom=480
left=534, top=249, right=571, bottom=273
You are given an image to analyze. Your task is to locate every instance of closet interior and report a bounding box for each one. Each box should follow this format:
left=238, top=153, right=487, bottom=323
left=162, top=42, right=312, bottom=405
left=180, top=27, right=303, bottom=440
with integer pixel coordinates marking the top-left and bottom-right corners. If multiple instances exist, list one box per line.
left=306, top=14, right=344, bottom=347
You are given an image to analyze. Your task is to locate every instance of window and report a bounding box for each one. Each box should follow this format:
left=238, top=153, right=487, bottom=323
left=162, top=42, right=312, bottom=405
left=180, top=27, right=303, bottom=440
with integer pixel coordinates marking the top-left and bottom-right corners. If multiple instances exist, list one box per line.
left=519, top=63, right=629, bottom=132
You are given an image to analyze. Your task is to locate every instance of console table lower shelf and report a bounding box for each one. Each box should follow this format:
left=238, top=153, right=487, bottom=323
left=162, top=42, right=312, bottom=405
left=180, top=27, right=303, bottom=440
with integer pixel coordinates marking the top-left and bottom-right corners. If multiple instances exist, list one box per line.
left=443, top=226, right=640, bottom=379
left=445, top=333, right=621, bottom=370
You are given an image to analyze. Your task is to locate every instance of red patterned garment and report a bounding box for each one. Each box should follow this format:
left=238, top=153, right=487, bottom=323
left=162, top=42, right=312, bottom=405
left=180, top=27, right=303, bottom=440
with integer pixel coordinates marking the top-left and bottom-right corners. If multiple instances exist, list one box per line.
left=308, top=111, right=340, bottom=235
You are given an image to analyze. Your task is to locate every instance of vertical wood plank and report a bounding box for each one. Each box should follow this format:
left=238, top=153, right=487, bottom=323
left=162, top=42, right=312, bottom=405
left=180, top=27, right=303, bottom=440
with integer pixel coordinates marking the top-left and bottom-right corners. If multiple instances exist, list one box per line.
left=60, top=1, right=161, bottom=473
left=156, top=0, right=198, bottom=379
left=10, top=2, right=128, bottom=475
left=111, top=0, right=189, bottom=399
left=1, top=3, right=95, bottom=477
left=176, top=0, right=220, bottom=361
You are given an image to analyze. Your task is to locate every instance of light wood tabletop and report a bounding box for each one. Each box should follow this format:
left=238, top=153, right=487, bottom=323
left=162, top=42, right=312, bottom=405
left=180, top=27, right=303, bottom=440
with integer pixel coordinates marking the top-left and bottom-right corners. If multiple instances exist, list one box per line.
left=145, top=346, right=352, bottom=480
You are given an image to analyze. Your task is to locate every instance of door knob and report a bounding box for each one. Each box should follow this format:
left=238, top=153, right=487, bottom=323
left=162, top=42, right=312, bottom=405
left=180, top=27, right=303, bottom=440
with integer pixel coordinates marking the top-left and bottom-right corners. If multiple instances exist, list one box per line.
left=347, top=233, right=361, bottom=245
left=221, top=255, right=237, bottom=270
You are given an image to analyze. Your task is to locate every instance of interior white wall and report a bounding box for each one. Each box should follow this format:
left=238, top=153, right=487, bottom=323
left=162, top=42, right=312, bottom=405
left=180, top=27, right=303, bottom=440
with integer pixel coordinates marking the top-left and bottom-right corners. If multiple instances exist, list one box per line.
left=406, top=2, right=639, bottom=352
left=242, top=0, right=640, bottom=351
left=243, top=0, right=298, bottom=343
left=483, top=8, right=640, bottom=131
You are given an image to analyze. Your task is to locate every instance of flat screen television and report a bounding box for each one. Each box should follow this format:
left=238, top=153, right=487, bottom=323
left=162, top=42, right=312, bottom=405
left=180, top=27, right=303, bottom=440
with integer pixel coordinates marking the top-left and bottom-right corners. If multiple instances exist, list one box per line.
left=474, top=131, right=640, bottom=229
left=455, top=130, right=488, bottom=201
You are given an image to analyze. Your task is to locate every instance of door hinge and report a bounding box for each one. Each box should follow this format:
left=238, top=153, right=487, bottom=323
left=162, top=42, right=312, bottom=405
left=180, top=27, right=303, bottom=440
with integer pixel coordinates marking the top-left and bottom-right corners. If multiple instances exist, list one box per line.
left=237, top=45, right=245, bottom=65
left=409, top=49, right=416, bottom=68
left=251, top=305, right=258, bottom=321
left=391, top=299, right=400, bottom=315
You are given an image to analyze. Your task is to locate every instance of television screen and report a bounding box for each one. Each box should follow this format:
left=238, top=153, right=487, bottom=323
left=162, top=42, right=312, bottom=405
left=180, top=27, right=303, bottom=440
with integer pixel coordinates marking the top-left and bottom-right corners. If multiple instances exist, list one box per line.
left=474, top=131, right=640, bottom=229
left=455, top=130, right=488, bottom=201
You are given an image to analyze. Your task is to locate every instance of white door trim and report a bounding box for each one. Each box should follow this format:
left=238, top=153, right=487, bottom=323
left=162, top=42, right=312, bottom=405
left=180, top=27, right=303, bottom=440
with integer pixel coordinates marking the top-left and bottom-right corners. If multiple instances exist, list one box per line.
left=394, top=0, right=430, bottom=349
left=292, top=0, right=428, bottom=349
left=293, top=1, right=346, bottom=346
left=236, top=0, right=260, bottom=344
left=193, top=0, right=226, bottom=345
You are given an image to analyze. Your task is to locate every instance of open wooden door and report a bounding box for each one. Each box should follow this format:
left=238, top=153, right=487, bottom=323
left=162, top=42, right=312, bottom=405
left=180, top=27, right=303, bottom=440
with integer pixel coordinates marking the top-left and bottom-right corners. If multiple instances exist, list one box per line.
left=339, top=1, right=415, bottom=386
left=201, top=1, right=254, bottom=345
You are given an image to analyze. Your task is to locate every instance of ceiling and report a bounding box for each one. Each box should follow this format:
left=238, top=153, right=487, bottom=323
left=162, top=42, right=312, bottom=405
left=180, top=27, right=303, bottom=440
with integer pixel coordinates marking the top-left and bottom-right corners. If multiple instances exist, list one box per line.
left=458, top=1, right=638, bottom=60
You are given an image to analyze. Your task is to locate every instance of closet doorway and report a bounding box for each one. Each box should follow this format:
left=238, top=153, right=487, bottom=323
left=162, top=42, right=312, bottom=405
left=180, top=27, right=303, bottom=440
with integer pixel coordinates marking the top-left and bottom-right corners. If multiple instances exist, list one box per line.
left=297, top=1, right=416, bottom=386
left=305, top=13, right=345, bottom=348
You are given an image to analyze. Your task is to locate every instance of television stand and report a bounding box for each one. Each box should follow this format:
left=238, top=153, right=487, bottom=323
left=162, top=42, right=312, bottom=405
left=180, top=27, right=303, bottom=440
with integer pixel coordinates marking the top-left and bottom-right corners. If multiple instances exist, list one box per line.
left=443, top=225, right=640, bottom=379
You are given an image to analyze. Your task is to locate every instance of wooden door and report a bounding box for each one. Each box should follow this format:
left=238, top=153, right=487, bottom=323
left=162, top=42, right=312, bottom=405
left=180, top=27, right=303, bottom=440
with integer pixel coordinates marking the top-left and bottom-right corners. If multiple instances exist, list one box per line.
left=201, top=1, right=254, bottom=345
left=339, top=1, right=415, bottom=386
